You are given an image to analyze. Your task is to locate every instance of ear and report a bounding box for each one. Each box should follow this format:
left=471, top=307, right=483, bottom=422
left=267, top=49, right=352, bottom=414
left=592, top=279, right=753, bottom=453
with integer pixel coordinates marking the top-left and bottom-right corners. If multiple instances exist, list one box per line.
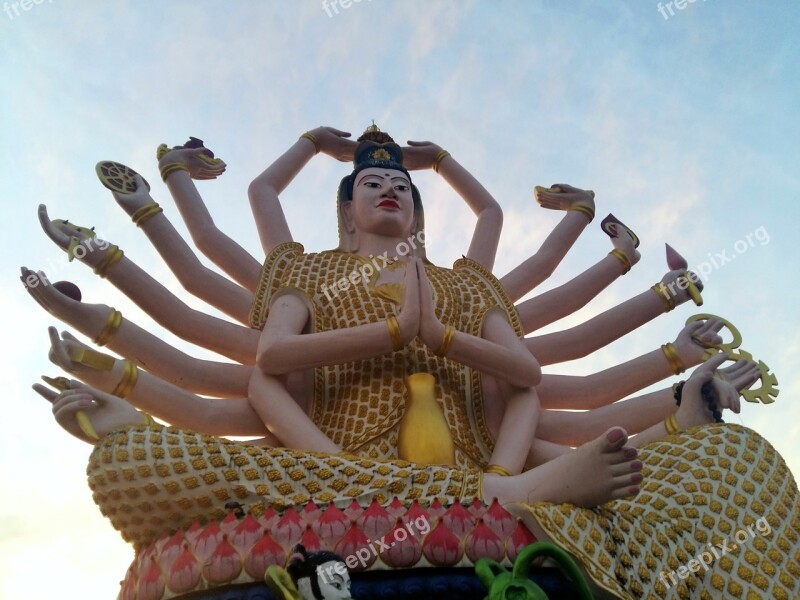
left=340, top=201, right=356, bottom=234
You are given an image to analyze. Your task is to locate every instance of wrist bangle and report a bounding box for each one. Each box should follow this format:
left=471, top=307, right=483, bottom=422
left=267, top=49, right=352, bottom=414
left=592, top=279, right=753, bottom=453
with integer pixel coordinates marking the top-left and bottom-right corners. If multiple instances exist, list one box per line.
left=93, top=246, right=124, bottom=279
left=112, top=360, right=139, bottom=399
left=436, top=325, right=456, bottom=357
left=569, top=204, right=595, bottom=221
left=432, top=150, right=450, bottom=173
left=672, top=380, right=685, bottom=406
left=664, top=412, right=680, bottom=435
left=159, top=163, right=189, bottom=182
left=131, top=202, right=163, bottom=227
left=94, top=308, right=122, bottom=346
left=386, top=316, right=404, bottom=351
left=300, top=132, right=321, bottom=154
left=661, top=343, right=686, bottom=375
left=67, top=347, right=116, bottom=371
left=485, top=464, right=512, bottom=477
left=651, top=283, right=676, bottom=312
left=608, top=249, right=632, bottom=274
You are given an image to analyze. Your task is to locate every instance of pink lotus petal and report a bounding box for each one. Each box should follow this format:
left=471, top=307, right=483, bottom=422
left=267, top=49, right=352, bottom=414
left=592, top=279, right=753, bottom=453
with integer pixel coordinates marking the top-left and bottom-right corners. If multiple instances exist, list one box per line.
left=190, top=521, right=222, bottom=563
left=166, top=545, right=201, bottom=594
left=507, top=521, right=537, bottom=562
left=465, top=519, right=505, bottom=563
left=442, top=500, right=475, bottom=538
left=313, top=503, right=350, bottom=544
left=203, top=535, right=242, bottom=585
left=422, top=519, right=464, bottom=566
left=334, top=523, right=375, bottom=571
left=301, top=499, right=322, bottom=523
left=483, top=498, right=516, bottom=540
left=273, top=506, right=304, bottom=548
left=665, top=243, right=688, bottom=270
left=137, top=557, right=165, bottom=600
left=379, top=518, right=422, bottom=568
left=357, top=497, right=392, bottom=541
left=230, top=514, right=263, bottom=555
left=244, top=531, right=286, bottom=579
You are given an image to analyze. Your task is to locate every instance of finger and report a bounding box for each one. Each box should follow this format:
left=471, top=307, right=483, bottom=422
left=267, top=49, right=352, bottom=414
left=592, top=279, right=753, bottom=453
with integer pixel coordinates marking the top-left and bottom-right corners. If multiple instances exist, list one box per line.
left=48, top=326, right=73, bottom=369
left=697, top=352, right=729, bottom=376
left=32, top=383, right=58, bottom=402
left=38, top=205, right=70, bottom=248
left=61, top=330, right=83, bottom=344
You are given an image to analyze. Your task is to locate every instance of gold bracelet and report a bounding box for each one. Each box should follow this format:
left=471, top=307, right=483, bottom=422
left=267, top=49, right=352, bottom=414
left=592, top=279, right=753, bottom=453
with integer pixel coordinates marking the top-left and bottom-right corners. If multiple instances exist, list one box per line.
left=661, top=343, right=686, bottom=375
left=131, top=202, right=163, bottom=227
left=651, top=283, right=676, bottom=312
left=664, top=412, right=680, bottom=435
left=436, top=325, right=456, bottom=357
left=485, top=464, right=512, bottom=477
left=300, top=132, right=321, bottom=154
left=112, top=360, right=139, bottom=399
left=608, top=249, right=632, bottom=274
left=139, top=411, right=156, bottom=426
left=432, top=150, right=450, bottom=173
left=159, top=163, right=189, bottom=182
left=94, top=308, right=122, bottom=346
left=386, top=316, right=404, bottom=351
left=67, top=347, right=116, bottom=371
left=93, top=246, right=124, bottom=278
left=569, top=204, right=595, bottom=221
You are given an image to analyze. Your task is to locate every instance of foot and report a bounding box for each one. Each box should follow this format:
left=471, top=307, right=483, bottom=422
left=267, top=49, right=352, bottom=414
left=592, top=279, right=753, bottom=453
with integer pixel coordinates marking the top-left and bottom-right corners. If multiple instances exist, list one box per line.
left=485, top=427, right=642, bottom=507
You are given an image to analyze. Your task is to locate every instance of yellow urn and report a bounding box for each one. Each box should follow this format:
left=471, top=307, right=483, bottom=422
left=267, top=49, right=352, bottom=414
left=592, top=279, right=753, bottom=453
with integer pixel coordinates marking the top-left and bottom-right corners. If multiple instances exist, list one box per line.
left=397, top=372, right=456, bottom=466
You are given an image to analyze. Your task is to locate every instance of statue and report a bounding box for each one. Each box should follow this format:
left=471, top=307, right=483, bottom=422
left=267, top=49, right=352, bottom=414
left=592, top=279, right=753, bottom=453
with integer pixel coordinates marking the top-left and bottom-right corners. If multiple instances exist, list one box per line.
left=266, top=545, right=352, bottom=600
left=25, top=125, right=799, bottom=599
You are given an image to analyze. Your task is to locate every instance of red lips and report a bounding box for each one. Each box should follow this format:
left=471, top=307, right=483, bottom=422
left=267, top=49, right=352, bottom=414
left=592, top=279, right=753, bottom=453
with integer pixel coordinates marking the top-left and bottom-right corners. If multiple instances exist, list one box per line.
left=377, top=199, right=400, bottom=209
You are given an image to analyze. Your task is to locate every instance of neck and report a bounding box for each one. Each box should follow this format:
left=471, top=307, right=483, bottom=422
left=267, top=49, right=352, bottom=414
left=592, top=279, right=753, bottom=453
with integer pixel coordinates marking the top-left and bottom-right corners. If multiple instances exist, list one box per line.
left=350, top=232, right=415, bottom=260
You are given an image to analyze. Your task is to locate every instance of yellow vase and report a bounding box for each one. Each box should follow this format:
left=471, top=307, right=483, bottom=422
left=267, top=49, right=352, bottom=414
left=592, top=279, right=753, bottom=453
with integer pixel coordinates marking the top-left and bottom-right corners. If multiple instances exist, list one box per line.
left=397, top=373, right=456, bottom=466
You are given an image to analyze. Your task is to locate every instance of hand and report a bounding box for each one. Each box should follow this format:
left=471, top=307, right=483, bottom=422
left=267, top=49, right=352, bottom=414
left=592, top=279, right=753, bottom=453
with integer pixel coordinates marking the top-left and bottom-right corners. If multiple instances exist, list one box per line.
left=310, top=126, right=357, bottom=162
left=45, top=326, right=118, bottom=384
left=659, top=268, right=704, bottom=307
left=38, top=204, right=98, bottom=252
left=396, top=258, right=420, bottom=345
left=402, top=140, right=443, bottom=171
left=21, top=267, right=82, bottom=319
left=416, top=259, right=446, bottom=350
left=112, top=174, right=157, bottom=215
left=676, top=353, right=742, bottom=429
left=536, top=183, right=595, bottom=212
left=158, top=145, right=227, bottom=180
left=34, top=379, right=143, bottom=444
left=673, top=317, right=723, bottom=366
left=608, top=223, right=641, bottom=267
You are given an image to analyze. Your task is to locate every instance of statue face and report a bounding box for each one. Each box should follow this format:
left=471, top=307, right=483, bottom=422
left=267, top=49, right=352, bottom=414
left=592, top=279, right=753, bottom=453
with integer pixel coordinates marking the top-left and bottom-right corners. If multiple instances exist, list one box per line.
left=295, top=560, right=352, bottom=600
left=346, top=167, right=415, bottom=239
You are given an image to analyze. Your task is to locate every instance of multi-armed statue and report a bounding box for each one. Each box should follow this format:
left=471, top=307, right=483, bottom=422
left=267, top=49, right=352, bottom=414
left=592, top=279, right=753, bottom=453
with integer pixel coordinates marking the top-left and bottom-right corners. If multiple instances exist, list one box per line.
left=24, top=125, right=796, bottom=599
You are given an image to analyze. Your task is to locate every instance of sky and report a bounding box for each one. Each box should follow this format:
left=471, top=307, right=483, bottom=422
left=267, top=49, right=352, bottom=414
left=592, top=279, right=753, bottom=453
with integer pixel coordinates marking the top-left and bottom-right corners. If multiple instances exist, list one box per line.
left=1, top=1, right=798, bottom=598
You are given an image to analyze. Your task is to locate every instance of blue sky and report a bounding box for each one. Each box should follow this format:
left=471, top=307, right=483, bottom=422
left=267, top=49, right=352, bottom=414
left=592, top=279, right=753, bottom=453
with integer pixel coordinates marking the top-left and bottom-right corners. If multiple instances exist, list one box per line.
left=1, top=1, right=798, bottom=597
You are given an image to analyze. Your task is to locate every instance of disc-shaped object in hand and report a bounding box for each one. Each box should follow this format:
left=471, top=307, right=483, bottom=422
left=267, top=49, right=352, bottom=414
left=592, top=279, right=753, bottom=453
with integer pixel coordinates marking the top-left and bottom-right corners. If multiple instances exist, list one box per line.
left=95, top=161, right=150, bottom=195
left=600, top=213, right=640, bottom=248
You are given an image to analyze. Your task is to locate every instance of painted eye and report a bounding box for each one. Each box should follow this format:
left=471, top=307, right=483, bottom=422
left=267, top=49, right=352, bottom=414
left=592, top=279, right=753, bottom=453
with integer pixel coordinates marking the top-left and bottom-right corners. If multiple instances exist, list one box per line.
left=395, top=184, right=409, bottom=191
left=364, top=181, right=381, bottom=188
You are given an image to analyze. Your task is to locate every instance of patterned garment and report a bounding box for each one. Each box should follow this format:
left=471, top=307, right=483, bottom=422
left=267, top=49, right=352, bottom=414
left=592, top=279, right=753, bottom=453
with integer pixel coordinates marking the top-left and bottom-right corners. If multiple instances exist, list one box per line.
left=88, top=424, right=482, bottom=549
left=525, top=424, right=800, bottom=599
left=249, top=243, right=524, bottom=469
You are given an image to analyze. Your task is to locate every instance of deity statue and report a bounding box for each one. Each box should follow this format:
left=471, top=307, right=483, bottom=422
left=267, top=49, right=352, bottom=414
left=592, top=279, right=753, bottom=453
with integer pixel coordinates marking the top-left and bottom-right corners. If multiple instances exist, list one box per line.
left=25, top=125, right=799, bottom=599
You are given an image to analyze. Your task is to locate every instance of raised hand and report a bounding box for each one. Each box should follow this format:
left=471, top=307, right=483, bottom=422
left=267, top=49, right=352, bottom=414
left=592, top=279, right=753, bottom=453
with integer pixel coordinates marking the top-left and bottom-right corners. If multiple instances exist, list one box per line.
left=34, top=379, right=144, bottom=444
left=672, top=316, right=724, bottom=366
left=658, top=268, right=704, bottom=308
left=535, top=183, right=595, bottom=213
left=158, top=144, right=227, bottom=180
left=309, top=126, right=357, bottom=162
left=676, top=353, right=742, bottom=429
left=111, top=174, right=157, bottom=215
left=38, top=204, right=104, bottom=259
left=608, top=222, right=641, bottom=268
left=402, top=140, right=444, bottom=171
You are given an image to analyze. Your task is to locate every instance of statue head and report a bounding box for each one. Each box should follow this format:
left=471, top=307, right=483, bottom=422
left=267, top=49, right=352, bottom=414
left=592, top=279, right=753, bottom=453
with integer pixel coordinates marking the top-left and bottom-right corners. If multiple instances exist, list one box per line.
left=336, top=126, right=427, bottom=259
left=286, top=544, right=352, bottom=600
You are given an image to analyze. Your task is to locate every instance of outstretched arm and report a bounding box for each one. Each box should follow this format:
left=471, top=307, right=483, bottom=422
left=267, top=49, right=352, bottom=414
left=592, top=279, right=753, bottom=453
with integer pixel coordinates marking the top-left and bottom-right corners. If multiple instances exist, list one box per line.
left=38, top=207, right=259, bottom=364
left=536, top=318, right=723, bottom=410
left=158, top=143, right=263, bottom=291
left=249, top=127, right=356, bottom=255
left=403, top=141, right=503, bottom=271
left=499, top=184, right=596, bottom=303
left=516, top=221, right=640, bottom=334
left=525, top=268, right=701, bottom=366
left=42, top=328, right=269, bottom=437
left=112, top=174, right=253, bottom=324
left=23, top=270, right=250, bottom=397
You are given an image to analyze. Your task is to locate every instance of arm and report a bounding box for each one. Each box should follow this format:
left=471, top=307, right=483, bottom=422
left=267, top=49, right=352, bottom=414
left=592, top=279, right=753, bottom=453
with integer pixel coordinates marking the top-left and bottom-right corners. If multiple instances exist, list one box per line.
left=525, top=268, right=701, bottom=366
left=257, top=259, right=420, bottom=375
left=38, top=207, right=259, bottom=364
left=112, top=175, right=253, bottom=324
left=417, top=261, right=540, bottom=388
left=499, top=184, right=596, bottom=302
left=536, top=318, right=724, bottom=410
left=404, top=141, right=503, bottom=271
left=516, top=222, right=640, bottom=334
left=248, top=127, right=356, bottom=255
left=158, top=144, right=263, bottom=291
left=23, top=270, right=250, bottom=396
left=43, top=328, right=269, bottom=436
